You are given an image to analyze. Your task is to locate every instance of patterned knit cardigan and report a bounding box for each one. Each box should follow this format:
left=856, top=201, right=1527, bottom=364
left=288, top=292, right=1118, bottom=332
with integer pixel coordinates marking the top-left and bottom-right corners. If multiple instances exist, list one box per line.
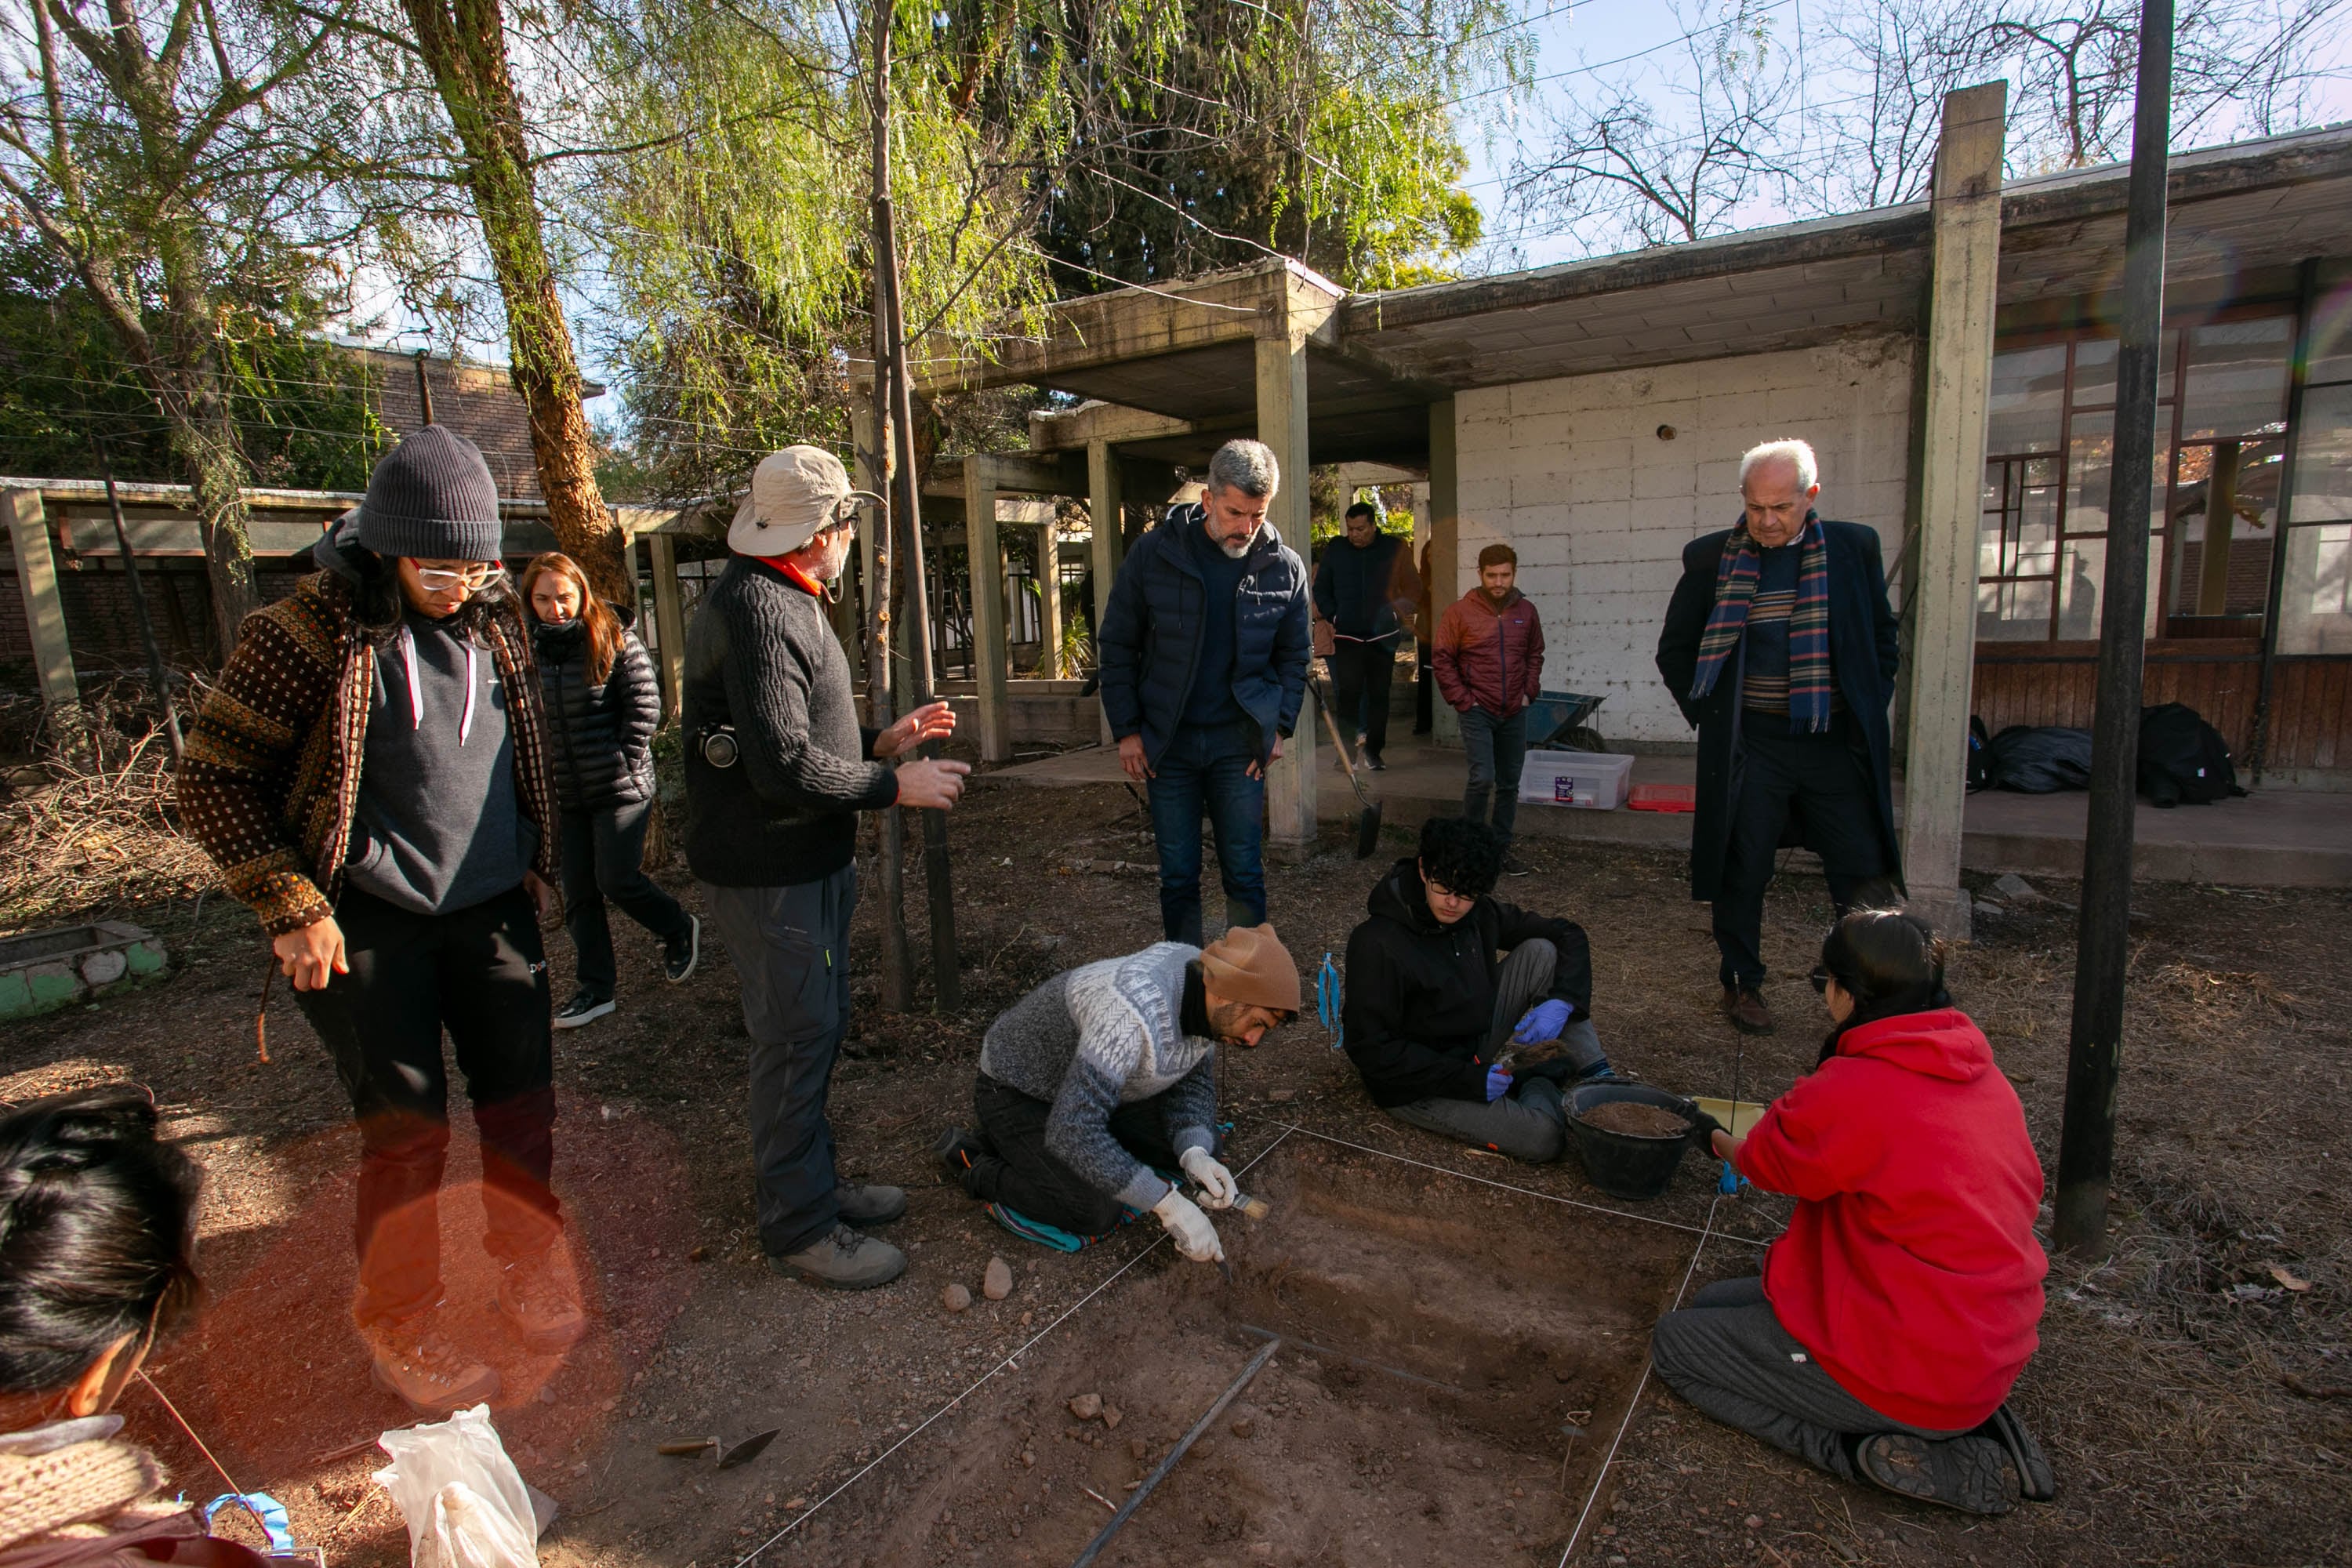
left=175, top=572, right=561, bottom=935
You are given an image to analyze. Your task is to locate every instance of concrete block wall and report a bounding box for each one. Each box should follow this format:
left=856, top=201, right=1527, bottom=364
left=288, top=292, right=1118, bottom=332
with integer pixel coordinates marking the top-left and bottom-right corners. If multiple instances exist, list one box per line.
left=1453, top=336, right=1916, bottom=744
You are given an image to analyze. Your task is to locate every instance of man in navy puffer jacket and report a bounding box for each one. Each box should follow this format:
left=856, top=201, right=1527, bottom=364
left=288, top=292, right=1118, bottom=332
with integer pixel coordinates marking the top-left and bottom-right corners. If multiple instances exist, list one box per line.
left=1098, top=439, right=1312, bottom=946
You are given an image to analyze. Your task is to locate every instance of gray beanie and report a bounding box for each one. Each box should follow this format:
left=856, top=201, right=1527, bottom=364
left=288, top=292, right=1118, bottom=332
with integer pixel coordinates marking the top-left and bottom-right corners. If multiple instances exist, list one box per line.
left=356, top=426, right=504, bottom=561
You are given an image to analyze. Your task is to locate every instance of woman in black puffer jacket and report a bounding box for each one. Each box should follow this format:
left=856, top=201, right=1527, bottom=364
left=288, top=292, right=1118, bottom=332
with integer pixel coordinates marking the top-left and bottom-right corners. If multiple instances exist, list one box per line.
left=522, top=553, right=699, bottom=1028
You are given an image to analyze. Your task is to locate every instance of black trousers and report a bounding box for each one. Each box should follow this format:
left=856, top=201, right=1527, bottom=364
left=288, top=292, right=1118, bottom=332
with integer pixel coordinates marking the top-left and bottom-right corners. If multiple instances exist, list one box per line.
left=1414, top=641, right=1434, bottom=734
left=704, top=866, right=856, bottom=1258
left=293, top=884, right=561, bottom=1327
left=1327, top=637, right=1398, bottom=759
left=1713, top=714, right=1894, bottom=988
left=964, top=1072, right=1206, bottom=1237
left=557, top=798, right=691, bottom=1000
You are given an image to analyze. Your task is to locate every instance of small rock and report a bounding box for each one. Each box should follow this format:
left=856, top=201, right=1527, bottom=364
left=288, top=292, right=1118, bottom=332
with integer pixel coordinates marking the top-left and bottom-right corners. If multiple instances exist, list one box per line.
left=1021, top=1312, right=1034, bottom=1327
left=983, top=1257, right=1014, bottom=1301
left=1129, top=1439, right=1149, bottom=1461
left=1069, top=1392, right=1103, bottom=1421
left=1194, top=1438, right=1218, bottom=1460
left=1019, top=1451, right=1035, bottom=1468
left=537, top=1385, right=557, bottom=1406
left=1992, top=872, right=2045, bottom=903
left=1268, top=1088, right=1295, bottom=1103
left=1229, top=1417, right=1254, bottom=1439
left=1102, top=1406, right=1123, bottom=1429
left=942, top=1283, right=972, bottom=1312
left=1745, top=1515, right=1764, bottom=1530
left=785, top=1496, right=807, bottom=1511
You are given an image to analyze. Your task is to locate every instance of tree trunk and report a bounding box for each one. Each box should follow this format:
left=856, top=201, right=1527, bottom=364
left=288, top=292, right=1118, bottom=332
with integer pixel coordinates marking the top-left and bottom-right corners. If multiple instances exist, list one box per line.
left=399, top=0, right=626, bottom=603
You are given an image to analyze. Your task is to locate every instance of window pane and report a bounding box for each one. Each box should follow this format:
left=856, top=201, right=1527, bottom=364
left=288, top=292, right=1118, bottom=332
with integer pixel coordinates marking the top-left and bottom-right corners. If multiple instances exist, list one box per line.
left=1977, top=578, right=2053, bottom=641
left=2060, top=537, right=2103, bottom=638
left=2018, top=476, right=2059, bottom=576
left=2280, top=382, right=2352, bottom=652
left=2073, top=337, right=2118, bottom=406
left=2069, top=409, right=2112, bottom=532
left=2306, top=292, right=2352, bottom=387
left=1988, top=344, right=2066, bottom=452
left=2179, top=317, right=2292, bottom=441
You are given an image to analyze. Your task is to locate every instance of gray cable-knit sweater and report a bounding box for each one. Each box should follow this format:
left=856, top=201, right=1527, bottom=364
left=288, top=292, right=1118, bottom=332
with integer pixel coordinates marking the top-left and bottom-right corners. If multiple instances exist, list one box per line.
left=978, top=943, right=1218, bottom=1210
left=682, top=555, right=898, bottom=886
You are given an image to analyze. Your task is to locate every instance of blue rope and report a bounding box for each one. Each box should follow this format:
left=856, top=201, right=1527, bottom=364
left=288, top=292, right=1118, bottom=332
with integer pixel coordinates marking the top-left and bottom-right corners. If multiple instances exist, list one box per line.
left=1316, top=953, right=1344, bottom=1050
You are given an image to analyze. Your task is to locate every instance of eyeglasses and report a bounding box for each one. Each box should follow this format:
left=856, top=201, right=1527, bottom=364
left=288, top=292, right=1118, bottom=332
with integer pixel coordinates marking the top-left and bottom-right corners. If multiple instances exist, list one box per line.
left=414, top=563, right=506, bottom=593
left=1808, top=966, right=1834, bottom=994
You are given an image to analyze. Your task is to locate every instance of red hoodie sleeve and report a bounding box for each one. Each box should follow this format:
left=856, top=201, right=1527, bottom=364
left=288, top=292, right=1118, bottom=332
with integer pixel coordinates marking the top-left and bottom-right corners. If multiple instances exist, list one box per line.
left=1733, top=1065, right=1886, bottom=1200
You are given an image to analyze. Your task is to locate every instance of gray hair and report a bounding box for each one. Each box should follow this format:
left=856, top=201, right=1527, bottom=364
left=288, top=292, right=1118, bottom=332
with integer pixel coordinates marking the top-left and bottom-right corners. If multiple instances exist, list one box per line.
left=1206, top=439, right=1280, bottom=499
left=1738, top=438, right=1819, bottom=493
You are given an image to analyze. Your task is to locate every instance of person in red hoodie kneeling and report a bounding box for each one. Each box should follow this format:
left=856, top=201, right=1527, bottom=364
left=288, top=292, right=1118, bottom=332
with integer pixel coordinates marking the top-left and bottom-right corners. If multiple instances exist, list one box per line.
left=1650, top=909, right=2056, bottom=1515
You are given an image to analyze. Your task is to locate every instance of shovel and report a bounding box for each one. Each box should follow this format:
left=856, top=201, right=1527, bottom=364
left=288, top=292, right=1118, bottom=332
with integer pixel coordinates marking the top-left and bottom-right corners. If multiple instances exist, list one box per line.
left=1306, top=672, right=1383, bottom=858
left=657, top=1428, right=782, bottom=1469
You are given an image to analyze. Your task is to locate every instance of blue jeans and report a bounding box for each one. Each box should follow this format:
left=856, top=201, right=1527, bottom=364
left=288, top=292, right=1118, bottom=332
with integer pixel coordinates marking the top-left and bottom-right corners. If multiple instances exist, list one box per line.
left=1460, top=706, right=1529, bottom=842
left=1146, top=720, right=1266, bottom=946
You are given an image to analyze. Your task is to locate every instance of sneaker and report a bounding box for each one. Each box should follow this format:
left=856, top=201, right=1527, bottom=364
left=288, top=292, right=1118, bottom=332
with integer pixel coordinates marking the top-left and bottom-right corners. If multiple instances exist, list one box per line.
left=1720, top=984, right=1774, bottom=1035
left=769, top=1224, right=906, bottom=1291
left=554, top=990, right=615, bottom=1029
left=1364, top=750, right=1387, bottom=771
left=366, top=1312, right=499, bottom=1411
left=835, top=1181, right=907, bottom=1225
left=1975, top=1402, right=2057, bottom=1502
left=1855, top=1432, right=2016, bottom=1515
left=932, top=1127, right=984, bottom=1185
left=495, top=1236, right=587, bottom=1353
left=1501, top=855, right=1531, bottom=877
left=663, top=915, right=701, bottom=984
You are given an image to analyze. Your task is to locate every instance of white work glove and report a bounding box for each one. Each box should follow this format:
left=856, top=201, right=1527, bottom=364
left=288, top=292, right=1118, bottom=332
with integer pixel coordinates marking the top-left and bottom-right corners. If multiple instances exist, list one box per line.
left=1151, top=1188, right=1225, bottom=1264
left=1179, top=1146, right=1239, bottom=1210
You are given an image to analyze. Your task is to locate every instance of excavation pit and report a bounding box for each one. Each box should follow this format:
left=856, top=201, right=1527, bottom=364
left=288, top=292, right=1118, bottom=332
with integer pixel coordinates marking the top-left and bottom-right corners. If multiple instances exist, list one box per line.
left=827, top=1136, right=1702, bottom=1567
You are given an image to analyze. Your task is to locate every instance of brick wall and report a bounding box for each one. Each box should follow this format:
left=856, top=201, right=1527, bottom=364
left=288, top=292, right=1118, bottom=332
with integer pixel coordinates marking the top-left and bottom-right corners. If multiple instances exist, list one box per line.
left=360, top=348, right=561, bottom=503
left=1452, top=336, right=1917, bottom=744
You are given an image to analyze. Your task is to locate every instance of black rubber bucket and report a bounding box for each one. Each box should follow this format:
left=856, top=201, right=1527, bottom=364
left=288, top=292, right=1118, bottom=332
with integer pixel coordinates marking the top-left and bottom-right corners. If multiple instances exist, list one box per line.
left=1567, top=1083, right=1697, bottom=1200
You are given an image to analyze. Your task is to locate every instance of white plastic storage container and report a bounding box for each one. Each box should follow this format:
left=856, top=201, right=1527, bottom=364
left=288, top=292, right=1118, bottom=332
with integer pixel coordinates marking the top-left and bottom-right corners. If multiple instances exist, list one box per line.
left=1515, top=750, right=1635, bottom=810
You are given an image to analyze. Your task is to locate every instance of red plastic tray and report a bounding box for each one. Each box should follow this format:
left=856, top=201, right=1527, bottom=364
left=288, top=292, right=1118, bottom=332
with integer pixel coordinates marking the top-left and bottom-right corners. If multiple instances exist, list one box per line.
left=1626, top=784, right=1697, bottom=813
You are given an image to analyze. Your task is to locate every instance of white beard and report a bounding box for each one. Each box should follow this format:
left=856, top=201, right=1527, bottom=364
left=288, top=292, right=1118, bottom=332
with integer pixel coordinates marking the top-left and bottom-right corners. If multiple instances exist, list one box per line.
left=1216, top=534, right=1252, bottom=560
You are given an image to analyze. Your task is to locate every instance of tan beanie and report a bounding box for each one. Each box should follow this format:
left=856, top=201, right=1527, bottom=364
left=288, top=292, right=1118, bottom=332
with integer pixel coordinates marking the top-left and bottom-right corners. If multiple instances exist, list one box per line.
left=1199, top=924, right=1302, bottom=1014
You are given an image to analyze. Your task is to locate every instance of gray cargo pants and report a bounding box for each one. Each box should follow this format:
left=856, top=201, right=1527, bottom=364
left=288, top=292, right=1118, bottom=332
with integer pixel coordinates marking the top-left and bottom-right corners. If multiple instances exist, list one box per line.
left=1384, top=938, right=1607, bottom=1163
left=705, top=865, right=856, bottom=1258
left=1650, top=1275, right=1965, bottom=1478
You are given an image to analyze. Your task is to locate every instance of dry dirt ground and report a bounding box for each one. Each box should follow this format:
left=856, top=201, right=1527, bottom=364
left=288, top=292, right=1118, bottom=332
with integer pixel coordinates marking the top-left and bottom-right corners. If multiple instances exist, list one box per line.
left=3, top=768, right=2349, bottom=1568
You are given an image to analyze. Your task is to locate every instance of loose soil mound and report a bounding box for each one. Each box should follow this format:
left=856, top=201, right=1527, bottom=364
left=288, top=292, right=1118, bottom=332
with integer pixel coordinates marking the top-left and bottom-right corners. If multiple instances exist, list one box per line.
left=1575, top=1102, right=1691, bottom=1139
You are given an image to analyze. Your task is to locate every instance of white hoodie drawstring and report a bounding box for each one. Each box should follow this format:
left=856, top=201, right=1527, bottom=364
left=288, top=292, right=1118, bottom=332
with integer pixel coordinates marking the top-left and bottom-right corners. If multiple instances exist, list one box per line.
left=398, top=626, right=478, bottom=746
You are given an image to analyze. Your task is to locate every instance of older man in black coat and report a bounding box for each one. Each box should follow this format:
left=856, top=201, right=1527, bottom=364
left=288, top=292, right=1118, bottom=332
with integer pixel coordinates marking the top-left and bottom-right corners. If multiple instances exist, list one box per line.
left=1655, top=439, right=1902, bottom=1036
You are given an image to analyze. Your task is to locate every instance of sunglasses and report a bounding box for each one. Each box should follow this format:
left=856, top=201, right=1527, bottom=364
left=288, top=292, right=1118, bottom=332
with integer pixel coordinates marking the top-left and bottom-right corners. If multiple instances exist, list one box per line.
left=414, top=563, right=506, bottom=593
left=1808, top=966, right=1835, bottom=994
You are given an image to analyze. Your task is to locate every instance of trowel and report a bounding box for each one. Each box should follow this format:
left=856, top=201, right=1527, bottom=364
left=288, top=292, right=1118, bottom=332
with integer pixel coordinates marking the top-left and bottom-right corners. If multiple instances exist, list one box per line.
left=657, top=1428, right=782, bottom=1469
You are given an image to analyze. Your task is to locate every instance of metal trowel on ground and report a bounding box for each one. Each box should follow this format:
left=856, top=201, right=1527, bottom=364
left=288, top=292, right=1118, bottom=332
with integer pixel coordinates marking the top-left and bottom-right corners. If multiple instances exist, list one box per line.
left=1306, top=673, right=1383, bottom=858
left=657, top=1428, right=782, bottom=1469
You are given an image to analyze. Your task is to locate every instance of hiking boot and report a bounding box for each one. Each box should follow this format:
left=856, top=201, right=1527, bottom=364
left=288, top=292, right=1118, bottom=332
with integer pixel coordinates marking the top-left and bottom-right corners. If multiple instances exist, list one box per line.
left=496, top=1236, right=587, bottom=1353
left=554, top=990, right=615, bottom=1029
left=769, top=1224, right=906, bottom=1291
left=933, top=1127, right=984, bottom=1186
left=835, top=1181, right=907, bottom=1225
left=663, top=915, right=701, bottom=984
left=1975, top=1402, right=2057, bottom=1502
left=1855, top=1432, right=2016, bottom=1515
left=366, top=1312, right=499, bottom=1412
left=1722, top=984, right=1774, bottom=1035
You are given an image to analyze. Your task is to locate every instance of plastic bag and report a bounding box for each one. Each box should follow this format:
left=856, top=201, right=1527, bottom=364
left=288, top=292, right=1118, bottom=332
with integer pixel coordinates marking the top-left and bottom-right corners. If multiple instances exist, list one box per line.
left=373, top=1403, right=539, bottom=1568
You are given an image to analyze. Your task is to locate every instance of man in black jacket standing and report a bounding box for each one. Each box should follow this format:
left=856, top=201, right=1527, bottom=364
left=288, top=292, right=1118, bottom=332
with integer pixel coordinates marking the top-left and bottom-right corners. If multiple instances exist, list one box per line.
left=684, top=445, right=971, bottom=1290
left=1341, top=817, right=1612, bottom=1163
left=1098, top=439, right=1312, bottom=946
left=1312, top=501, right=1420, bottom=770
left=1654, top=439, right=1903, bottom=1037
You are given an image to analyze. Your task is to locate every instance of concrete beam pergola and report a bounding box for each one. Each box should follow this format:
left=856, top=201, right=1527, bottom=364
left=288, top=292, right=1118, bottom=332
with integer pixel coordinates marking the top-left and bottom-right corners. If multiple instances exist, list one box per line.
left=5, top=488, right=77, bottom=709
left=961, top=452, right=1087, bottom=761
left=1901, top=82, right=2008, bottom=940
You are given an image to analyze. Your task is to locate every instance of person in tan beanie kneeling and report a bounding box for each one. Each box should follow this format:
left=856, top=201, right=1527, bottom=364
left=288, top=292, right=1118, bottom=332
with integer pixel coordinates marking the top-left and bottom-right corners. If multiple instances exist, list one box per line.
left=935, top=926, right=1301, bottom=1259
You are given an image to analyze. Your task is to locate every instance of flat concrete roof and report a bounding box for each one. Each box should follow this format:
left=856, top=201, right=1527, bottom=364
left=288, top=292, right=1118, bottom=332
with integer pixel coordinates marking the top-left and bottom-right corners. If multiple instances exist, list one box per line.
left=935, top=125, right=2352, bottom=468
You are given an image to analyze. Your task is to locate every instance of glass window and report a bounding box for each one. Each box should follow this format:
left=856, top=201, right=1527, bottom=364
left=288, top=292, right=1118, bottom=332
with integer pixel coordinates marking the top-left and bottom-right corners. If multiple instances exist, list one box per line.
left=2072, top=337, right=2118, bottom=406
left=2059, top=538, right=2104, bottom=638
left=1987, top=343, right=2066, bottom=453
left=2280, top=382, right=2352, bottom=654
left=2304, top=289, right=2352, bottom=387
left=2178, top=318, right=2292, bottom=441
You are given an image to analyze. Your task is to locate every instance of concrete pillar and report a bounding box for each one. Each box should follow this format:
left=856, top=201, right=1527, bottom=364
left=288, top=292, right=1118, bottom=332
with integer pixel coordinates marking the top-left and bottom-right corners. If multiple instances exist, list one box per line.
left=1034, top=519, right=1062, bottom=676
left=1427, top=400, right=1461, bottom=748
left=963, top=456, right=1011, bottom=761
left=5, top=490, right=75, bottom=709
left=645, top=532, right=687, bottom=720
left=1901, top=82, right=2007, bottom=941
left=1256, top=331, right=1316, bottom=859
left=1088, top=441, right=1125, bottom=745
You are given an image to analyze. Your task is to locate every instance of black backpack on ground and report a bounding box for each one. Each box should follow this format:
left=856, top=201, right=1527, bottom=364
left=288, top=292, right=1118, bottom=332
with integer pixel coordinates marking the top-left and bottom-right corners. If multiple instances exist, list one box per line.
left=1981, top=724, right=2095, bottom=793
left=2136, top=702, right=2244, bottom=808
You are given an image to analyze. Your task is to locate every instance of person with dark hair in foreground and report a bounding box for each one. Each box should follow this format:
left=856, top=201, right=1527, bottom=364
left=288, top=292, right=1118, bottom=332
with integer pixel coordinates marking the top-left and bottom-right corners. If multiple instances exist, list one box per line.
left=1339, top=818, right=1612, bottom=1163
left=1653, top=909, right=2054, bottom=1515
left=0, top=1085, right=276, bottom=1565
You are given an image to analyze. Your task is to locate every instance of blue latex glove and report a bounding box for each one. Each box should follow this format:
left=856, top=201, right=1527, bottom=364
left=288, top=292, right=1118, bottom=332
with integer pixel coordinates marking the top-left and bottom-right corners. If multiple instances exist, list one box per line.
left=1512, top=999, right=1572, bottom=1044
left=1484, top=1063, right=1514, bottom=1102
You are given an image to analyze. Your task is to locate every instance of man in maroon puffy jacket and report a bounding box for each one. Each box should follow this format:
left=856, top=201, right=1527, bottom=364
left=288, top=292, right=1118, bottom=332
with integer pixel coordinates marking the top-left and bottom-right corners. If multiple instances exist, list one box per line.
left=1434, top=543, right=1544, bottom=873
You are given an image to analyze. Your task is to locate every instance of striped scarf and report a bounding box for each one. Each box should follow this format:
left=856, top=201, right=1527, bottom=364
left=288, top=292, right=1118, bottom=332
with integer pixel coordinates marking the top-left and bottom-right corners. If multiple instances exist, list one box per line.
left=1688, top=514, right=1834, bottom=732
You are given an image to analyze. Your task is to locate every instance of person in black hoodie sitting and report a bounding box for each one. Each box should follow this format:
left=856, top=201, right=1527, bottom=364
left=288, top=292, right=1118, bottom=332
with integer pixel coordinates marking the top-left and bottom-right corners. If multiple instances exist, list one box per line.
left=521, top=551, right=699, bottom=1029
left=1341, top=817, right=1613, bottom=1162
